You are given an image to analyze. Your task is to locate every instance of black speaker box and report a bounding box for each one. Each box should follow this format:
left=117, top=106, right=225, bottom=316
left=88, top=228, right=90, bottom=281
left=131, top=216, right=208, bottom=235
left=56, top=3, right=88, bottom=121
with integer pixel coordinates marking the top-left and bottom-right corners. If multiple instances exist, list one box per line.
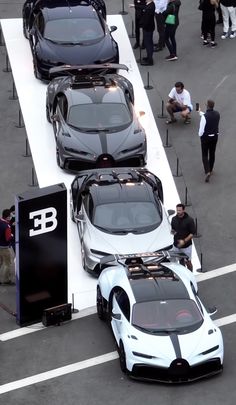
left=42, top=303, right=72, bottom=326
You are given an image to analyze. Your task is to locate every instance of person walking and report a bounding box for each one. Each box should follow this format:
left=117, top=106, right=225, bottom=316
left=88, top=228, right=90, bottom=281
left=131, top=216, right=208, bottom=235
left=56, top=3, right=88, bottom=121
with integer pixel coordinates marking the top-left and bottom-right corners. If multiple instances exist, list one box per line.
left=199, top=0, right=218, bottom=47
left=220, top=0, right=236, bottom=39
left=0, top=209, right=15, bottom=285
left=162, top=0, right=181, bottom=61
left=198, top=99, right=220, bottom=182
left=153, top=0, right=168, bottom=52
left=171, top=204, right=196, bottom=271
left=140, top=0, right=156, bottom=65
left=166, top=81, right=193, bottom=124
left=129, top=0, right=146, bottom=49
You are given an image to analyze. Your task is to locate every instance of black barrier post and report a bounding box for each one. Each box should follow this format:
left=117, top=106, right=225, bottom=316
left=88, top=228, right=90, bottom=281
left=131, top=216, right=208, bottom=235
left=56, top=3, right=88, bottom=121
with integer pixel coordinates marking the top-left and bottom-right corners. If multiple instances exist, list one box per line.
left=3, top=53, right=11, bottom=72
left=9, top=81, right=18, bottom=100
left=16, top=108, right=25, bottom=128
left=129, top=20, right=135, bottom=38
left=184, top=187, right=191, bottom=206
left=0, top=28, right=4, bottom=46
left=119, top=0, right=128, bottom=15
left=157, top=100, right=167, bottom=118
left=71, top=293, right=79, bottom=314
left=173, top=157, right=182, bottom=177
left=163, top=129, right=172, bottom=148
left=23, top=138, right=31, bottom=157
left=29, top=167, right=38, bottom=187
left=144, top=72, right=153, bottom=90
left=193, top=218, right=201, bottom=238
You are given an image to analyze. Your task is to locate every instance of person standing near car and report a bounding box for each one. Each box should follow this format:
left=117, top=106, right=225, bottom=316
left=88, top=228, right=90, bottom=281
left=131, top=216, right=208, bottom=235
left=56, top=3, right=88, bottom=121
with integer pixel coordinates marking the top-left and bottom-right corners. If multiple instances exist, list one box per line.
left=162, top=0, right=181, bottom=61
left=140, top=0, right=156, bottom=65
left=171, top=204, right=196, bottom=271
left=198, top=99, right=220, bottom=182
left=0, top=209, right=15, bottom=284
left=129, top=0, right=146, bottom=49
left=153, top=0, right=168, bottom=52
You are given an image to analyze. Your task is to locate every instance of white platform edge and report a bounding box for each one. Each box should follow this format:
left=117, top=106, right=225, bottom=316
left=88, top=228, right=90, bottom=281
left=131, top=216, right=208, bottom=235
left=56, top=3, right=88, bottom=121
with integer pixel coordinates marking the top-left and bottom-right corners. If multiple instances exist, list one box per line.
left=0, top=16, right=201, bottom=312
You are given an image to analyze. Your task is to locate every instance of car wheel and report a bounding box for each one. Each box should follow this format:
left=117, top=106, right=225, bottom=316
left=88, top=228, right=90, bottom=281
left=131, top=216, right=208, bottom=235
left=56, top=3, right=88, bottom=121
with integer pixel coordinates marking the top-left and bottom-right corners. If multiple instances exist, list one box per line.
left=119, top=341, right=127, bottom=373
left=46, top=104, right=51, bottom=123
left=97, top=286, right=106, bottom=320
left=56, top=149, right=63, bottom=168
left=70, top=204, right=75, bottom=223
left=33, top=57, right=40, bottom=79
left=23, top=22, right=29, bottom=39
left=81, top=240, right=87, bottom=271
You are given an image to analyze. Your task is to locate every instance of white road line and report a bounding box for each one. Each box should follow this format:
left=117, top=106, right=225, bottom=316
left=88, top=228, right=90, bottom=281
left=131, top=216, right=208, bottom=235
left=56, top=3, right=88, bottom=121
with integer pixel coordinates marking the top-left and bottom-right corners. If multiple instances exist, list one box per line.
left=196, top=263, right=236, bottom=282
left=0, top=306, right=97, bottom=342
left=0, top=351, right=119, bottom=395
left=0, top=313, right=236, bottom=395
left=1, top=263, right=236, bottom=342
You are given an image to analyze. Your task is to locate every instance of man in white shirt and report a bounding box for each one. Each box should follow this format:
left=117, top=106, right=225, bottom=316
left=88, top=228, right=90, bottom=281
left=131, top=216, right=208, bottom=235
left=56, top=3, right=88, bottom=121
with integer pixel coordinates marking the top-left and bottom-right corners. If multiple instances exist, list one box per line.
left=154, top=0, right=168, bottom=51
left=166, top=81, right=193, bottom=124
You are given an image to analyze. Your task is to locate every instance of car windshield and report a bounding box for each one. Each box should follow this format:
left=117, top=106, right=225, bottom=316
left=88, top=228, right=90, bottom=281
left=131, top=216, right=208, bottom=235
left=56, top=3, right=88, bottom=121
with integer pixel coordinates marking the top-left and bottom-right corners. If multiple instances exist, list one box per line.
left=67, top=103, right=131, bottom=131
left=93, top=201, right=161, bottom=233
left=44, top=18, right=104, bottom=43
left=132, top=299, right=203, bottom=335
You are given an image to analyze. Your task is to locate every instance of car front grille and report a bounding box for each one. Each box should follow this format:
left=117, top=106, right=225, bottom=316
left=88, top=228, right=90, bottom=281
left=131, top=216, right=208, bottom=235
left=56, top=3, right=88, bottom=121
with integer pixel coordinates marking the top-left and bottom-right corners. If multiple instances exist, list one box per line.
left=131, top=358, right=223, bottom=383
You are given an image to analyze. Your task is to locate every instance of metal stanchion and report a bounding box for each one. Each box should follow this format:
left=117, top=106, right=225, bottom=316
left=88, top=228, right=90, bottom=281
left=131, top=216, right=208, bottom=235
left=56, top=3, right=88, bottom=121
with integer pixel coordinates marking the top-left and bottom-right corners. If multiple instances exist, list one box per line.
left=22, top=138, right=31, bottom=157
left=3, top=53, right=11, bottom=72
left=129, top=20, right=135, bottom=38
left=16, top=108, right=25, bottom=128
left=119, top=0, right=128, bottom=15
left=9, top=81, right=18, bottom=100
left=144, top=72, right=153, bottom=90
left=71, top=293, right=79, bottom=314
left=193, top=218, right=201, bottom=238
left=173, top=157, right=182, bottom=177
left=163, top=129, right=172, bottom=148
left=29, top=167, right=38, bottom=187
left=158, top=100, right=167, bottom=118
left=184, top=187, right=191, bottom=206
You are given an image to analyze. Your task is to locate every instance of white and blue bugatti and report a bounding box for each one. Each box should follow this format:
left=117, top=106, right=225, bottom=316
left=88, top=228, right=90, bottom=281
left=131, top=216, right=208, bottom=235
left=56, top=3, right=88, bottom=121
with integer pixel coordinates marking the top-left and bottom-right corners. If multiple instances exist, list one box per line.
left=97, top=252, right=224, bottom=383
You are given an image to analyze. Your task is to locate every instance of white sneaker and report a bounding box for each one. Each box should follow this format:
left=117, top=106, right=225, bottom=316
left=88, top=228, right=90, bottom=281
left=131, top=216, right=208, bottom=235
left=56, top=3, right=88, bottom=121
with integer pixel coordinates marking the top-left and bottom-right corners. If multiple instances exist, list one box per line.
left=221, top=32, right=228, bottom=39
left=230, top=31, right=236, bottom=38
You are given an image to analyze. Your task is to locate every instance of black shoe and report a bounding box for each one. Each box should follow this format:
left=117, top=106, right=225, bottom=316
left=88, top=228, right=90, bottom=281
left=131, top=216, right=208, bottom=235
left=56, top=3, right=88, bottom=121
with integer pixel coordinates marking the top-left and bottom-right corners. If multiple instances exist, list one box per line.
left=141, top=60, right=153, bottom=66
left=154, top=45, right=163, bottom=52
left=142, top=57, right=148, bottom=62
left=205, top=173, right=211, bottom=182
left=141, top=43, right=145, bottom=49
left=216, top=19, right=223, bottom=24
left=133, top=42, right=139, bottom=49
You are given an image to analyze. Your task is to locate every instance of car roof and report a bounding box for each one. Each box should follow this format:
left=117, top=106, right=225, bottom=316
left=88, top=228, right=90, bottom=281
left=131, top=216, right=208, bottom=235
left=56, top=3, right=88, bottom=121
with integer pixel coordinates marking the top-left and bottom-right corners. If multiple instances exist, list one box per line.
left=68, top=84, right=127, bottom=107
left=89, top=180, right=156, bottom=206
left=37, top=0, right=99, bottom=20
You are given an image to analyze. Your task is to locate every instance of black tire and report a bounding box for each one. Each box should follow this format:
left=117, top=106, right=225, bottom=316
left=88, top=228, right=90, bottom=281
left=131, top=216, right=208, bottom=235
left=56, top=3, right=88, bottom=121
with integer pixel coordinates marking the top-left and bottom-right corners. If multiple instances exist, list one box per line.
left=97, top=286, right=106, bottom=320
left=119, top=340, right=127, bottom=373
left=56, top=149, right=63, bottom=168
left=46, top=104, right=51, bottom=123
left=32, top=56, right=40, bottom=79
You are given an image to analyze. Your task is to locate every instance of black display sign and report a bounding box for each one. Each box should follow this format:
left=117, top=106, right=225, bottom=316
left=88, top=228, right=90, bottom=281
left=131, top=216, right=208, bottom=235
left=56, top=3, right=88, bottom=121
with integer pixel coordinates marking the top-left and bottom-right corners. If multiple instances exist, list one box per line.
left=15, top=183, right=67, bottom=326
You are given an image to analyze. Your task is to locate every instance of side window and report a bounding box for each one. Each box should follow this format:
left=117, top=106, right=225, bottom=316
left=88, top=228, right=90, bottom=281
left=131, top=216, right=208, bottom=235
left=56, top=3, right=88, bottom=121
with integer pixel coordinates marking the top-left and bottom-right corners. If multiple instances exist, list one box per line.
left=115, top=288, right=130, bottom=321
left=36, top=12, right=45, bottom=35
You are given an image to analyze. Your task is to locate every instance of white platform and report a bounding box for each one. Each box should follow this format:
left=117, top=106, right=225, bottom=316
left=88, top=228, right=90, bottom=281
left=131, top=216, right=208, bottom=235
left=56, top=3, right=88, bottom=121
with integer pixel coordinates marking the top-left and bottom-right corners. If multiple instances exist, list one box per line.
left=0, top=16, right=200, bottom=311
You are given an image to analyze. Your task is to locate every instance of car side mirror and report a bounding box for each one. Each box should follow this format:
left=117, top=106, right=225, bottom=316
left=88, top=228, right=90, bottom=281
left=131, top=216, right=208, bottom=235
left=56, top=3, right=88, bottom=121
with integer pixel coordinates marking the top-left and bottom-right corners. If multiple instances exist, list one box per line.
left=75, top=212, right=84, bottom=222
left=112, top=312, right=121, bottom=320
left=52, top=114, right=59, bottom=122
left=110, top=25, right=117, bottom=33
left=168, top=209, right=175, bottom=216
left=207, top=306, right=218, bottom=317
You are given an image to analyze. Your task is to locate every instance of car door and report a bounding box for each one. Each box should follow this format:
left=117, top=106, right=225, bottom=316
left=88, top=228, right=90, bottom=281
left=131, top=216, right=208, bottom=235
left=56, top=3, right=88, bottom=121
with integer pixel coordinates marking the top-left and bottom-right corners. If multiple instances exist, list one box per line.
left=111, top=288, right=130, bottom=344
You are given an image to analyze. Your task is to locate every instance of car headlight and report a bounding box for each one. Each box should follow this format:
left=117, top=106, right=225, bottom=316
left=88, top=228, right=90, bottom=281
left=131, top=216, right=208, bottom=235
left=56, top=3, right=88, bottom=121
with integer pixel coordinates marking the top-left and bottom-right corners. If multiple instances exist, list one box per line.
left=90, top=249, right=110, bottom=256
left=132, top=351, right=154, bottom=359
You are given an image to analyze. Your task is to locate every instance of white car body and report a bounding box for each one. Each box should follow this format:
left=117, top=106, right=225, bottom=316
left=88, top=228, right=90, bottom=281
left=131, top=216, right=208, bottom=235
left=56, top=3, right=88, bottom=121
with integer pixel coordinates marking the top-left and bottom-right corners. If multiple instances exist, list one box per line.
left=97, top=253, right=224, bottom=383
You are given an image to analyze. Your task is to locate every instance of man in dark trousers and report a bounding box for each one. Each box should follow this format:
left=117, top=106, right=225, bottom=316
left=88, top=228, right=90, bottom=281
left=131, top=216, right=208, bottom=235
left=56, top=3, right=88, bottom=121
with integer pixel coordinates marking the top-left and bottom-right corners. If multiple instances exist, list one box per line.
left=171, top=204, right=196, bottom=271
left=198, top=99, right=220, bottom=182
left=129, top=0, right=146, bottom=49
left=0, top=209, right=15, bottom=284
left=140, top=0, right=155, bottom=65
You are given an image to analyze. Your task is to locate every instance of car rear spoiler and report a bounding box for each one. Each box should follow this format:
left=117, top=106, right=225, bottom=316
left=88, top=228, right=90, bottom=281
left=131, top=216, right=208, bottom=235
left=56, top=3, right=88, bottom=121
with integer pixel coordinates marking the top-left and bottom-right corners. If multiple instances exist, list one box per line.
left=49, top=63, right=129, bottom=77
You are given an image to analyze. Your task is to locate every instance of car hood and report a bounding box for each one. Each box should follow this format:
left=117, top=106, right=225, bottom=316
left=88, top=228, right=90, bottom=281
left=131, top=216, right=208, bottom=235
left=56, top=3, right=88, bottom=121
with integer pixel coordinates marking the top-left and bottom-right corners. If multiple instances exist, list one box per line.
left=126, top=320, right=221, bottom=363
left=37, top=35, right=117, bottom=65
left=62, top=123, right=145, bottom=157
left=85, top=213, right=172, bottom=252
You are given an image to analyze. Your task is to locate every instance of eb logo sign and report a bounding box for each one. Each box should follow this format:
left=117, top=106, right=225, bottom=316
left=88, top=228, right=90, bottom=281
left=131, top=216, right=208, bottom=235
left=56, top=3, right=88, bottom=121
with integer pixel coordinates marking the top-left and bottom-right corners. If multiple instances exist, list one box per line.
left=29, top=207, right=58, bottom=236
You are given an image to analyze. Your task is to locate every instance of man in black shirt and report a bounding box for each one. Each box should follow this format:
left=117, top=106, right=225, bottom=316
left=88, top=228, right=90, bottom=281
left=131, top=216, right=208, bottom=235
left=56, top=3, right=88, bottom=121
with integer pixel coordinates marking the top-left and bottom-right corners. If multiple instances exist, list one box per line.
left=130, top=0, right=146, bottom=49
left=171, top=203, right=196, bottom=271
left=198, top=99, right=220, bottom=182
left=140, top=0, right=155, bottom=65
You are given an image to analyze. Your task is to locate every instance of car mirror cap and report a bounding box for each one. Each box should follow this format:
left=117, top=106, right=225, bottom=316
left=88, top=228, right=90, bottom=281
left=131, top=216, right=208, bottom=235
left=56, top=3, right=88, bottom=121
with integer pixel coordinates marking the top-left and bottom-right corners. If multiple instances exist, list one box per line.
left=207, top=306, right=218, bottom=316
left=168, top=209, right=175, bottom=216
left=112, top=312, right=121, bottom=320
left=110, top=25, right=117, bottom=33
